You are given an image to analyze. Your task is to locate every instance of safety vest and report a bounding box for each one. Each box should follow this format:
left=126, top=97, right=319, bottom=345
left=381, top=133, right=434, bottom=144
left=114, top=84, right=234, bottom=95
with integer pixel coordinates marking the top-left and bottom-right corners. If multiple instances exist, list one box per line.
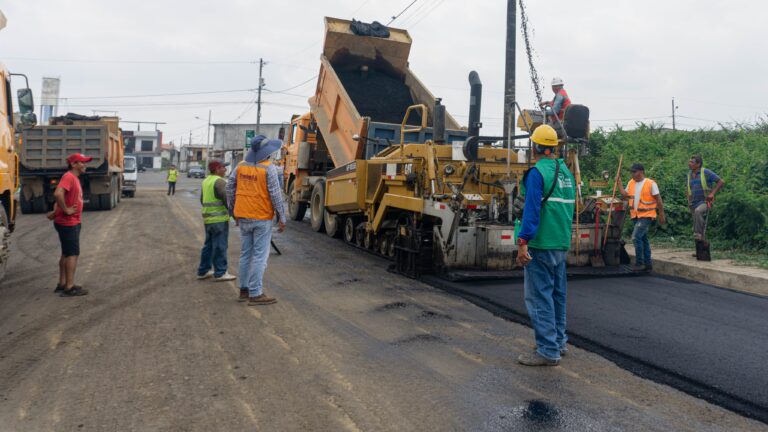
left=553, top=89, right=571, bottom=120
left=520, top=158, right=576, bottom=251
left=201, top=175, right=229, bottom=224
left=168, top=169, right=178, bottom=182
left=233, top=161, right=275, bottom=220
left=687, top=165, right=708, bottom=196
left=627, top=178, right=658, bottom=219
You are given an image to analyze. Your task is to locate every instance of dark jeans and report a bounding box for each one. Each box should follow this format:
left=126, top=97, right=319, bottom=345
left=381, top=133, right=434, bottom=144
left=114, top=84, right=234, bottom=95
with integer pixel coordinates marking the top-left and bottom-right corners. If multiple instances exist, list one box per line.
left=167, top=182, right=176, bottom=195
left=198, top=222, right=229, bottom=277
left=631, top=217, right=653, bottom=266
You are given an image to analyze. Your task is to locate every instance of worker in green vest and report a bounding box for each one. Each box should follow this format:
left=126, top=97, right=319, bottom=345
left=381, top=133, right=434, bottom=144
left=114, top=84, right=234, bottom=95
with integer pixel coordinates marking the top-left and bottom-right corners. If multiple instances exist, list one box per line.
left=516, top=124, right=576, bottom=367
left=167, top=164, right=178, bottom=195
left=197, top=160, right=236, bottom=281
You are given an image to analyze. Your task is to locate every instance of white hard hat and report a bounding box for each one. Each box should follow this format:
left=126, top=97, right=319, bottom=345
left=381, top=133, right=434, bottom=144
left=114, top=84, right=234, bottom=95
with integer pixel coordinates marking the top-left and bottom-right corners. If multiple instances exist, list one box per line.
left=551, top=77, right=564, bottom=86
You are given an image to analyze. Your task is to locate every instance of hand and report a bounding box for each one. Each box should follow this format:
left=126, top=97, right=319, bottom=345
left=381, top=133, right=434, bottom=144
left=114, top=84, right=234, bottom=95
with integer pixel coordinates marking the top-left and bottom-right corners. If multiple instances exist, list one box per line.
left=277, top=221, right=286, bottom=233
left=63, top=206, right=76, bottom=216
left=516, top=244, right=532, bottom=267
left=658, top=214, right=666, bottom=225
left=706, top=193, right=715, bottom=205
left=234, top=217, right=240, bottom=227
left=46, top=211, right=55, bottom=221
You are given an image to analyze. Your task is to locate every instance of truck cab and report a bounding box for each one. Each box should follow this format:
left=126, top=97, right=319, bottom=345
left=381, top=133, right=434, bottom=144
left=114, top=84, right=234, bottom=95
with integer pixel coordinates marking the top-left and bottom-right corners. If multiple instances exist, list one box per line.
left=123, top=155, right=137, bottom=197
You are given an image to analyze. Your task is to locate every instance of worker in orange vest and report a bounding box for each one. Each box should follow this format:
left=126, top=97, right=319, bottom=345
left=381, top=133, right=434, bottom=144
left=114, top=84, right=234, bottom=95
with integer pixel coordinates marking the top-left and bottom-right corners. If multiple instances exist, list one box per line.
left=540, top=77, right=571, bottom=122
left=226, top=135, right=287, bottom=306
left=617, top=163, right=666, bottom=272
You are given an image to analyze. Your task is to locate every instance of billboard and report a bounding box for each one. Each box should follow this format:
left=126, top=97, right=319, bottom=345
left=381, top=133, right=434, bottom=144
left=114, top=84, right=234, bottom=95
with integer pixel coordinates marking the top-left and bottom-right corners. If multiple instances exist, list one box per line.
left=40, top=77, right=61, bottom=124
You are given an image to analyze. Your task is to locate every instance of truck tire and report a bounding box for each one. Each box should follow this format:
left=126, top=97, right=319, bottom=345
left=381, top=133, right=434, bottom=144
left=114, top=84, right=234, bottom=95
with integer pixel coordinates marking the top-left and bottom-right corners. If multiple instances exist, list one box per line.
left=98, top=193, right=112, bottom=211
left=19, top=196, right=33, bottom=214
left=0, top=206, right=9, bottom=281
left=287, top=182, right=307, bottom=221
left=324, top=209, right=341, bottom=238
left=31, top=196, right=47, bottom=213
left=310, top=181, right=326, bottom=233
left=344, top=217, right=356, bottom=243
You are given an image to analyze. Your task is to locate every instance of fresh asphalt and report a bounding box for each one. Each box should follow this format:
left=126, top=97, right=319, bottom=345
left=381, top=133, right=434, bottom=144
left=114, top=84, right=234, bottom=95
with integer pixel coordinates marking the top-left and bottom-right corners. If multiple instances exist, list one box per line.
left=425, top=272, right=768, bottom=424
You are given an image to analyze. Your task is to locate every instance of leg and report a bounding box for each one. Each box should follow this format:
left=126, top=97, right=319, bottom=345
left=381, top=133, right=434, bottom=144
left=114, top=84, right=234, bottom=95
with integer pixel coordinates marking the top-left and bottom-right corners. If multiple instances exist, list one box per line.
left=693, top=203, right=708, bottom=240
left=64, top=256, right=79, bottom=289
left=248, top=220, right=272, bottom=298
left=197, top=224, right=214, bottom=276
left=523, top=248, right=560, bottom=360
left=211, top=222, right=229, bottom=277
left=631, top=219, right=644, bottom=266
left=239, top=221, right=255, bottom=293
left=552, top=250, right=568, bottom=351
left=172, top=182, right=176, bottom=195
left=59, top=256, right=67, bottom=287
left=642, top=219, right=652, bottom=267
left=168, top=182, right=171, bottom=195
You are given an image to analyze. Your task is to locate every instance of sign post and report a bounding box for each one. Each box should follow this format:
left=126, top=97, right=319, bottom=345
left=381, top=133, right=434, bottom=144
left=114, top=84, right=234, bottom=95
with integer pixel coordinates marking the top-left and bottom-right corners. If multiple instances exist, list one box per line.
left=245, top=130, right=255, bottom=149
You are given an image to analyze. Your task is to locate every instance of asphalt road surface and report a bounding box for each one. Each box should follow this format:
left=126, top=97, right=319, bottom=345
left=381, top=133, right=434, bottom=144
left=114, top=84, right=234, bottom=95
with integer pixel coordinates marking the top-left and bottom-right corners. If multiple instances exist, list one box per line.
left=0, top=172, right=765, bottom=431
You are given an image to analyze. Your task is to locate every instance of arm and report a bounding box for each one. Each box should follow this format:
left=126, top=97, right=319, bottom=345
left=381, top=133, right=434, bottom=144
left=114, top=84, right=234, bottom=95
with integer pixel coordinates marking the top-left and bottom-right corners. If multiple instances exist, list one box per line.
left=516, top=168, right=544, bottom=266
left=266, top=165, right=287, bottom=230
left=226, top=166, right=238, bottom=217
left=707, top=170, right=725, bottom=204
left=551, top=93, right=566, bottom=115
left=654, top=193, right=665, bottom=225
left=214, top=178, right=228, bottom=208
left=53, top=187, right=75, bottom=215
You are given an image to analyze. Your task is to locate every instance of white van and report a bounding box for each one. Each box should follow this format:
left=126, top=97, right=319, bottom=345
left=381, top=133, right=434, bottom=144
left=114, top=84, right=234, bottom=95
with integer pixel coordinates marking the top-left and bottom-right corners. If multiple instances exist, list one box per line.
left=123, top=155, right=138, bottom=197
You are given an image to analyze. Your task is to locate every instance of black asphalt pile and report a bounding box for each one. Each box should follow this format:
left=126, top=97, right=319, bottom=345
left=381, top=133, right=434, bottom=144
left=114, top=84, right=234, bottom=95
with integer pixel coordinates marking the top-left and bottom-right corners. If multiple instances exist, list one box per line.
left=336, top=69, right=425, bottom=125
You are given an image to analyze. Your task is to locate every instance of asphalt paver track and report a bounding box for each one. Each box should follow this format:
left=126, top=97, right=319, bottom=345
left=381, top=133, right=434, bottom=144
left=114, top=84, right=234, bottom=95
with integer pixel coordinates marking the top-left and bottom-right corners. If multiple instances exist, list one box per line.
left=425, top=273, right=768, bottom=424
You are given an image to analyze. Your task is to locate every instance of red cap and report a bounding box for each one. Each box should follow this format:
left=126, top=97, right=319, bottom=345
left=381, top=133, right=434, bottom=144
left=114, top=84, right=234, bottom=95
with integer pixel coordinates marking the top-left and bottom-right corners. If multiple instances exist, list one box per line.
left=208, top=159, right=229, bottom=173
left=66, top=153, right=93, bottom=164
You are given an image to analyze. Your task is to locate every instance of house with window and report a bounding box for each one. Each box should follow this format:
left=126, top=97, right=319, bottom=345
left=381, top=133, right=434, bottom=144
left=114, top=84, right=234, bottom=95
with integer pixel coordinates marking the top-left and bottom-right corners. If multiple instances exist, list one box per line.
left=123, top=130, right=164, bottom=169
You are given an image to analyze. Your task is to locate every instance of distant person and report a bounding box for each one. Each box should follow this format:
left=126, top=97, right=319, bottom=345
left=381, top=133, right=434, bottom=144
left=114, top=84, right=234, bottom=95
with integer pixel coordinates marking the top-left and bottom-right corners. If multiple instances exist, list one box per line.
left=167, top=165, right=178, bottom=195
left=46, top=153, right=91, bottom=297
left=617, top=163, right=666, bottom=272
left=687, top=155, right=724, bottom=246
left=197, top=160, right=237, bottom=282
left=226, top=135, right=287, bottom=306
left=540, top=77, right=571, bottom=123
left=516, top=125, right=576, bottom=367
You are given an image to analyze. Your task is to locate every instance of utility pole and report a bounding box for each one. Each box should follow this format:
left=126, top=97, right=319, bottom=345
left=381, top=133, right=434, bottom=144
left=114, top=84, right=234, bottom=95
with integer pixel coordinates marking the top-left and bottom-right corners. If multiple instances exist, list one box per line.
left=206, top=109, right=212, bottom=167
left=671, top=97, right=677, bottom=131
left=503, top=0, right=516, bottom=146
left=256, top=58, right=265, bottom=134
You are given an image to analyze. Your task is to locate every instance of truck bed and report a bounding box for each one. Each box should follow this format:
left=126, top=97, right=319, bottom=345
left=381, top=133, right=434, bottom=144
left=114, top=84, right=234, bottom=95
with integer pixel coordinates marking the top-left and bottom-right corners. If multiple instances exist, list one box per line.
left=20, top=124, right=121, bottom=175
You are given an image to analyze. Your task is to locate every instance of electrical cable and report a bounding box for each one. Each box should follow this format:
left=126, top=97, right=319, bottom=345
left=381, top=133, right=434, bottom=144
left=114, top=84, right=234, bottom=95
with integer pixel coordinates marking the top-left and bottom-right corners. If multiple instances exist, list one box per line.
left=59, top=88, right=257, bottom=100
left=408, top=0, right=445, bottom=28
left=388, top=0, right=419, bottom=25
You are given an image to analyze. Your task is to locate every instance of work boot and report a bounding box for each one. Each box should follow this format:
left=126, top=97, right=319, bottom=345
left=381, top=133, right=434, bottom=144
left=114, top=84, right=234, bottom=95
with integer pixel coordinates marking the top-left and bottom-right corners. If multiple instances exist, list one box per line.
left=248, top=294, right=277, bottom=306
left=238, top=290, right=249, bottom=302
left=60, top=286, right=89, bottom=297
left=214, top=272, right=237, bottom=282
left=54, top=284, right=65, bottom=293
left=631, top=264, right=646, bottom=272
left=518, top=351, right=559, bottom=366
left=197, top=270, right=214, bottom=280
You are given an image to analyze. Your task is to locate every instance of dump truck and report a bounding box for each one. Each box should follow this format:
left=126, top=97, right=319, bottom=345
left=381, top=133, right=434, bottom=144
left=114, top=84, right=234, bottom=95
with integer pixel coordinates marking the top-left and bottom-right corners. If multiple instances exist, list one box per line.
left=0, top=8, right=39, bottom=281
left=283, top=17, right=628, bottom=279
left=19, top=114, right=124, bottom=212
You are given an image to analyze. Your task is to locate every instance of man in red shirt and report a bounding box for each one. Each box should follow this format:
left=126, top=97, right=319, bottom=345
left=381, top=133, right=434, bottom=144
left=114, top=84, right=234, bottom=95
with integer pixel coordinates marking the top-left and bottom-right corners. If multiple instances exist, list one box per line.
left=47, top=153, right=91, bottom=297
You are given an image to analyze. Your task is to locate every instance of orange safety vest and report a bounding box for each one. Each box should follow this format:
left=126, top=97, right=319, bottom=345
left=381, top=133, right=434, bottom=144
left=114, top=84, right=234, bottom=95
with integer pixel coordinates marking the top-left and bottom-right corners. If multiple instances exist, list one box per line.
left=554, top=88, right=571, bottom=120
left=627, top=178, right=658, bottom=219
left=233, top=161, right=275, bottom=220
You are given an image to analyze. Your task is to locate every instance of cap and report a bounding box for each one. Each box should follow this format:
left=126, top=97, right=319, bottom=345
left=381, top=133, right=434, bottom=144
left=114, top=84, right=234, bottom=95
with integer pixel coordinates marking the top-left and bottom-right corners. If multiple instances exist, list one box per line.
left=208, top=159, right=229, bottom=173
left=67, top=153, right=93, bottom=164
left=630, top=163, right=644, bottom=172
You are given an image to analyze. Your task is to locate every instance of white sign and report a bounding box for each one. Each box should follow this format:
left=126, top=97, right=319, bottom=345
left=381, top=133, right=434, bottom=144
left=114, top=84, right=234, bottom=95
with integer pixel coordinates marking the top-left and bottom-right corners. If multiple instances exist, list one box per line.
left=452, top=141, right=467, bottom=161
left=41, top=77, right=61, bottom=107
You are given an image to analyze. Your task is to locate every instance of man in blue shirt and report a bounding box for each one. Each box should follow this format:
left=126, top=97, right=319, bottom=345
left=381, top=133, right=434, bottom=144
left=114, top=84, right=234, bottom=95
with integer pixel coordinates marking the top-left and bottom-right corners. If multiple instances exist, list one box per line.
left=687, top=155, right=724, bottom=243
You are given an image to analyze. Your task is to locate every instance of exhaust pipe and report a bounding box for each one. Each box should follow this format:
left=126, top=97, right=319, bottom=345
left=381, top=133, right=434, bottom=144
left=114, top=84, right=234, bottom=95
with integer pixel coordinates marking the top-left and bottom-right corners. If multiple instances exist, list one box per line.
left=467, top=71, right=482, bottom=138
left=433, top=98, right=446, bottom=144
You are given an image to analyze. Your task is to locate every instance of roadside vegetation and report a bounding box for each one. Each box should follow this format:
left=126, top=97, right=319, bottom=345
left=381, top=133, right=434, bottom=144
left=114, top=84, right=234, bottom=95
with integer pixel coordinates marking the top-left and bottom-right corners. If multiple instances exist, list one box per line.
left=580, top=122, right=768, bottom=268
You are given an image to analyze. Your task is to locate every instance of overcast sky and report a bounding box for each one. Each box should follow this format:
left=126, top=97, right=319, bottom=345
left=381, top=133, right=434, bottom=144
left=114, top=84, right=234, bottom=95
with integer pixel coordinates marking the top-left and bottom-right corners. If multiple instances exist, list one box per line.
left=1, top=0, right=765, bottom=146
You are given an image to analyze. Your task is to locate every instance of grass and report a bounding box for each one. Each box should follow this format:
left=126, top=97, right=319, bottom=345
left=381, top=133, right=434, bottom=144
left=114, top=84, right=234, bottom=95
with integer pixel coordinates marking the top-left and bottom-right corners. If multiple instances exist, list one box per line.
left=644, top=235, right=768, bottom=270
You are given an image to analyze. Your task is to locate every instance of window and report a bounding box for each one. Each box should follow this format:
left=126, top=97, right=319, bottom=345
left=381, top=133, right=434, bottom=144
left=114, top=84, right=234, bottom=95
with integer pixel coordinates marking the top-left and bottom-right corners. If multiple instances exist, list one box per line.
left=142, top=157, right=153, bottom=167
left=124, top=157, right=137, bottom=171
left=124, top=138, right=135, bottom=153
left=4, top=78, right=12, bottom=125
left=290, top=123, right=298, bottom=144
left=140, top=140, right=153, bottom=152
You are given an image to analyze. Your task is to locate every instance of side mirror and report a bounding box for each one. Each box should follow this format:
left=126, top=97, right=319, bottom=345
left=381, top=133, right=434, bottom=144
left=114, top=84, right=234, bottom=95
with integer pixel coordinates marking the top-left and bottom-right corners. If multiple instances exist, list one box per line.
left=16, top=88, right=37, bottom=128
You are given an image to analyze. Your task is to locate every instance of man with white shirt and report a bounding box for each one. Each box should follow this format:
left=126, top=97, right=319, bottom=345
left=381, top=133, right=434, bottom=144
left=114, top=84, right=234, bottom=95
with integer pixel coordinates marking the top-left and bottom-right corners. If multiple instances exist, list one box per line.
left=617, top=163, right=666, bottom=272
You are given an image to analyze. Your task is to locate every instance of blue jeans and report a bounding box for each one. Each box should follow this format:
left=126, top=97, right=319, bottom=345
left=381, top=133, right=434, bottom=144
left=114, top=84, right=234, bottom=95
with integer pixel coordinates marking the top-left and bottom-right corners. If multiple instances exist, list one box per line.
left=524, top=248, right=568, bottom=361
left=239, top=219, right=272, bottom=297
left=198, top=222, right=230, bottom=277
left=631, top=217, right=653, bottom=266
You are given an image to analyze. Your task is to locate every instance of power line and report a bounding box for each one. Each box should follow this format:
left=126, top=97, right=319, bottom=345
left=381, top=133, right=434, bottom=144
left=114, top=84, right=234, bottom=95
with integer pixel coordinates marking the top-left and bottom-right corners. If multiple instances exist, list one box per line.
left=266, top=75, right=318, bottom=93
left=5, top=56, right=254, bottom=65
left=60, top=88, right=256, bottom=100
left=388, top=0, right=419, bottom=25
left=398, top=0, right=437, bottom=27
left=408, top=0, right=446, bottom=29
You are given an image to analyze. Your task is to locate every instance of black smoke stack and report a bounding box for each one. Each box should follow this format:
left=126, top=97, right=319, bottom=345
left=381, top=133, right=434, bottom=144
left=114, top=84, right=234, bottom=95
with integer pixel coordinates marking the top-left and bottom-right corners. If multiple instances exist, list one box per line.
left=468, top=71, right=482, bottom=138
left=433, top=98, right=446, bottom=144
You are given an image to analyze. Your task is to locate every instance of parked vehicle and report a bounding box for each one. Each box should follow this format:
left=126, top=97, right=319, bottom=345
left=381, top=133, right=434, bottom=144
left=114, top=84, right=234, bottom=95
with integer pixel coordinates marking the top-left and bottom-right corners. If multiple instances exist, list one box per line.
left=123, top=155, right=137, bottom=197
left=187, top=166, right=205, bottom=178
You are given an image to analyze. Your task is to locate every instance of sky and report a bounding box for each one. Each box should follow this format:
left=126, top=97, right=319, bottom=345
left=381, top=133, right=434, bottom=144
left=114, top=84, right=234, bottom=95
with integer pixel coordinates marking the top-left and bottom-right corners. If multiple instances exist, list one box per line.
left=1, top=0, right=766, bottom=148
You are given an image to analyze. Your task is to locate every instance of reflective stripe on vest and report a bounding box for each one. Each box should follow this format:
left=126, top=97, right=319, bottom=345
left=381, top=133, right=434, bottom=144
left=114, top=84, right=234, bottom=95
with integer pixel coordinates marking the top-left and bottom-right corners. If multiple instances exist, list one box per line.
left=627, top=178, right=657, bottom=219
left=687, top=165, right=708, bottom=196
left=233, top=161, right=275, bottom=220
left=201, top=175, right=229, bottom=224
left=555, top=89, right=571, bottom=120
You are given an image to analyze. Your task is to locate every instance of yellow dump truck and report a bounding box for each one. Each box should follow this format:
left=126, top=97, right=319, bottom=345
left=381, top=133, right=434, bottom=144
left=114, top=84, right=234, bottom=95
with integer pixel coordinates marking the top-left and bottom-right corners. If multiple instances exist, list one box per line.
left=283, top=17, right=628, bottom=279
left=0, top=9, right=39, bottom=281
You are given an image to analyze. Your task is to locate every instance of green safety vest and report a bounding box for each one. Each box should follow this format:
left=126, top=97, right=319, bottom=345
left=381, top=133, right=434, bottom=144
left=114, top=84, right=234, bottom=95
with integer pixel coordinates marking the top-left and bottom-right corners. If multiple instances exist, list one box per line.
left=520, top=158, right=576, bottom=250
left=168, top=169, right=178, bottom=182
left=687, top=164, right=708, bottom=196
left=201, top=175, right=229, bottom=224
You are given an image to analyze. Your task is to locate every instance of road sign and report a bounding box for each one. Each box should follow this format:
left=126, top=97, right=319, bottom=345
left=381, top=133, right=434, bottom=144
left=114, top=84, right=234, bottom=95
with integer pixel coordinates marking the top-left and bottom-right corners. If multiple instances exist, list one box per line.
left=245, top=130, right=255, bottom=149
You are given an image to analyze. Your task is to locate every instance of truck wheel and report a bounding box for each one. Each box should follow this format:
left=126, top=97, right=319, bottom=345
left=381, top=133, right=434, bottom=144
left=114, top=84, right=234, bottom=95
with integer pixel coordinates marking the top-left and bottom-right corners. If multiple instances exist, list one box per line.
left=324, top=210, right=341, bottom=238
left=19, top=196, right=33, bottom=214
left=344, top=217, right=355, bottom=243
left=287, top=182, right=307, bottom=221
left=310, top=181, right=326, bottom=233
left=0, top=206, right=9, bottom=281
left=98, top=193, right=112, bottom=211
left=31, top=196, right=47, bottom=213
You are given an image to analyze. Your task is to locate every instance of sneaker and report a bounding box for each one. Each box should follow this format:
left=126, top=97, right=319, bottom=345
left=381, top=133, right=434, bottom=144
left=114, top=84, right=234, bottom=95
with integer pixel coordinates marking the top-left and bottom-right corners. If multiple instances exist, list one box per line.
left=214, top=273, right=237, bottom=282
left=197, top=270, right=214, bottom=280
left=248, top=294, right=277, bottom=306
left=531, top=344, right=568, bottom=357
left=238, top=290, right=249, bottom=302
left=54, top=284, right=65, bottom=293
left=60, top=286, right=89, bottom=297
left=518, top=351, right=559, bottom=366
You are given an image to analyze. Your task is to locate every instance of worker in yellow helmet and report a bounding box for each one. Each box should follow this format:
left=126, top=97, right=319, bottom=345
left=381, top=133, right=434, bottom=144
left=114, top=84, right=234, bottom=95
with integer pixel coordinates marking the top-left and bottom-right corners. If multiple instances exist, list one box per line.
left=516, top=124, right=576, bottom=366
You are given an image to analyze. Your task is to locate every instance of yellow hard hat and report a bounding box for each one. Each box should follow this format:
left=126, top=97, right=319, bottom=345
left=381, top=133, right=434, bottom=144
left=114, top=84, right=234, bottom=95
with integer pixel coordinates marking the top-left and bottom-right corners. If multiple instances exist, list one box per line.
left=531, top=125, right=558, bottom=146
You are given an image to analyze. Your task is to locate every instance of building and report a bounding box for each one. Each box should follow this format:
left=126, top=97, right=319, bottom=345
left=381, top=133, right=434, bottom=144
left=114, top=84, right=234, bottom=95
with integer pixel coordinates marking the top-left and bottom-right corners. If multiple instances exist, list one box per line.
left=123, top=130, right=164, bottom=169
left=211, top=123, right=288, bottom=163
left=179, top=145, right=210, bottom=172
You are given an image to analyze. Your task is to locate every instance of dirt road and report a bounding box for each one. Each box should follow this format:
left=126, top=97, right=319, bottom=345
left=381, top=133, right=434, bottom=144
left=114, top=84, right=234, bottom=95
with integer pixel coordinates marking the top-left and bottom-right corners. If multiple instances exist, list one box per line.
left=0, top=174, right=764, bottom=431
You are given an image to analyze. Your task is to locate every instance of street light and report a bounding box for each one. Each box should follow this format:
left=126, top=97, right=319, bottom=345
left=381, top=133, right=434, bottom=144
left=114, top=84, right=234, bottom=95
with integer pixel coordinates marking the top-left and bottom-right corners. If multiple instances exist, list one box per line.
left=195, top=109, right=212, bottom=170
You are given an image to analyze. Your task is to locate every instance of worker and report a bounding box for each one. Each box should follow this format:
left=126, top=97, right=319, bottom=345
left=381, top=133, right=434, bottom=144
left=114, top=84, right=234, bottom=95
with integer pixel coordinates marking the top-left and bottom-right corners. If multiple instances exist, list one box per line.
left=687, top=155, right=724, bottom=247
left=46, top=153, right=92, bottom=297
left=167, top=164, right=178, bottom=195
left=516, top=124, right=576, bottom=366
left=197, top=160, right=237, bottom=282
left=617, top=163, right=666, bottom=272
left=226, top=135, right=287, bottom=306
left=540, top=77, right=571, bottom=122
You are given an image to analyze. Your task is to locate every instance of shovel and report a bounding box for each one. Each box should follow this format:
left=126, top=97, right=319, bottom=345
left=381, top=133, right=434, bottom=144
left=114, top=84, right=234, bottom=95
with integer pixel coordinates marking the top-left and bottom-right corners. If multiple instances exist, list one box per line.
left=590, top=207, right=605, bottom=267
left=695, top=202, right=712, bottom=261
